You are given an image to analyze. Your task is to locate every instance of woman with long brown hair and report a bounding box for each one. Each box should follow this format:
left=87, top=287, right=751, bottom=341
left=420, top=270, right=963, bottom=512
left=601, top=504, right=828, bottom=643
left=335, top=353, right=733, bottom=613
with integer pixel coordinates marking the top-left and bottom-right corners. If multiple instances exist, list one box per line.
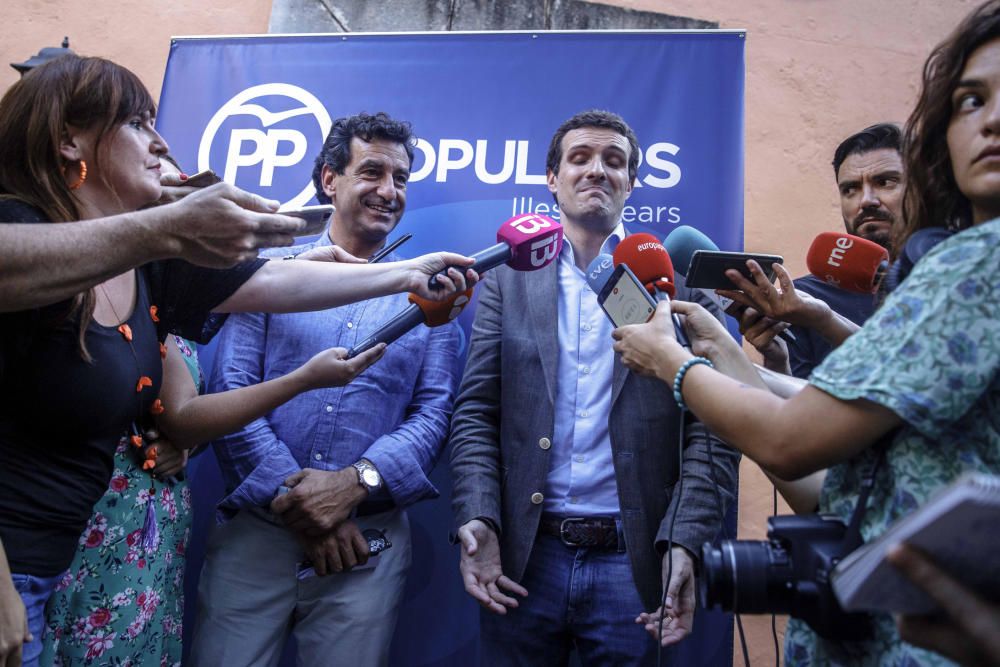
left=0, top=55, right=474, bottom=666
left=613, top=1, right=1000, bottom=664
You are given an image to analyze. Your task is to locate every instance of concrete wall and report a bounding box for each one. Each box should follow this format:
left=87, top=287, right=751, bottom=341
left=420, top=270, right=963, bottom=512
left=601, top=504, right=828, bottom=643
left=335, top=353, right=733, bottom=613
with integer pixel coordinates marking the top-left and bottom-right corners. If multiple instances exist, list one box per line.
left=0, top=0, right=977, bottom=664
left=270, top=0, right=715, bottom=32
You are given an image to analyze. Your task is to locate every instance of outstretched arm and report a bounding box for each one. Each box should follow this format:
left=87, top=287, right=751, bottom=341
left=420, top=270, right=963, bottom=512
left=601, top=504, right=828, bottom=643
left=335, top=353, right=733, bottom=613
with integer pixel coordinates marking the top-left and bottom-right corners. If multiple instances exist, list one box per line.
left=613, top=301, right=901, bottom=480
left=0, top=183, right=303, bottom=312
left=215, top=252, right=477, bottom=313
left=156, top=336, right=384, bottom=450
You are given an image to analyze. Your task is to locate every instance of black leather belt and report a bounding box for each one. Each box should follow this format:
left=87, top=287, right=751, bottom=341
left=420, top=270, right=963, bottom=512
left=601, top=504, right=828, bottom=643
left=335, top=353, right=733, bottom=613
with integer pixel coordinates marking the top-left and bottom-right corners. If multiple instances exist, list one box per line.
left=539, top=515, right=624, bottom=551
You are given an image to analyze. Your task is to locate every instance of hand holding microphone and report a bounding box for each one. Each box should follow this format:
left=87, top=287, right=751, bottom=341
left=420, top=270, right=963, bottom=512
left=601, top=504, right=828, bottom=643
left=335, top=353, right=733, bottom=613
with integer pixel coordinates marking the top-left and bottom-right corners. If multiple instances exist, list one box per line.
left=611, top=233, right=690, bottom=347
left=347, top=287, right=474, bottom=358
left=427, top=213, right=564, bottom=289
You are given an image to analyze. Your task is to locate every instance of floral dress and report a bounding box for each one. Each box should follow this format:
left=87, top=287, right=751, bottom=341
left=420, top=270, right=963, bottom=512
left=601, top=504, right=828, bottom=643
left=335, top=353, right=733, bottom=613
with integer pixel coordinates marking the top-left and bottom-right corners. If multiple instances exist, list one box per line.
left=784, top=219, right=1000, bottom=666
left=40, top=336, right=201, bottom=667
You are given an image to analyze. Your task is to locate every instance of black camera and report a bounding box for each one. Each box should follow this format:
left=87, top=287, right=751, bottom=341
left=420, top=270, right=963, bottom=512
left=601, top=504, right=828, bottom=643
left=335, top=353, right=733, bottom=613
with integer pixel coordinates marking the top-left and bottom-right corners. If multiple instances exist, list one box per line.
left=699, top=514, right=871, bottom=641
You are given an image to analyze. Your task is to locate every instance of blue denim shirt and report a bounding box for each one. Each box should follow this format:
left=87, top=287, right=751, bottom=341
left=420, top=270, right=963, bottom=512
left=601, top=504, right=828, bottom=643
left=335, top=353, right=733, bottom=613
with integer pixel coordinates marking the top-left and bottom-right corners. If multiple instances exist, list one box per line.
left=207, top=234, right=462, bottom=521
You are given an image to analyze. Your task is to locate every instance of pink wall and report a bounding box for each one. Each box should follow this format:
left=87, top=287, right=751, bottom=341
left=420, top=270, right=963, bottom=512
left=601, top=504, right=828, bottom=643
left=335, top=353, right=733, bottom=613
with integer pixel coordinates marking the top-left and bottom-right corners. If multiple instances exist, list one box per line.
left=1, top=1, right=273, bottom=101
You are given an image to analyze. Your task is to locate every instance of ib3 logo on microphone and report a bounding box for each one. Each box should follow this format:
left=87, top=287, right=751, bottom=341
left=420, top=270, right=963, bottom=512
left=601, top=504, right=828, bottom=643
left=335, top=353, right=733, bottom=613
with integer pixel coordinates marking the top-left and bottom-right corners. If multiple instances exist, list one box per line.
left=198, top=84, right=332, bottom=209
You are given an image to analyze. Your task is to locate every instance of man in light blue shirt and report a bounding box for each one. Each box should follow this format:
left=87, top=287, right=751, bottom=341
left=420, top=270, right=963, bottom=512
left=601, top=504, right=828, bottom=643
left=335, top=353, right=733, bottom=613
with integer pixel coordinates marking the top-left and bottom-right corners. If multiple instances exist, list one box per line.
left=190, top=113, right=461, bottom=667
left=450, top=110, right=739, bottom=665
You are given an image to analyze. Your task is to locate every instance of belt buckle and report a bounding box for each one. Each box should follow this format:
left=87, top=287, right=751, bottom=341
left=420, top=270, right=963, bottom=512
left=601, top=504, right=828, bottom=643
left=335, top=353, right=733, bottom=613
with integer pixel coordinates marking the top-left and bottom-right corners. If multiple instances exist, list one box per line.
left=559, top=517, right=586, bottom=547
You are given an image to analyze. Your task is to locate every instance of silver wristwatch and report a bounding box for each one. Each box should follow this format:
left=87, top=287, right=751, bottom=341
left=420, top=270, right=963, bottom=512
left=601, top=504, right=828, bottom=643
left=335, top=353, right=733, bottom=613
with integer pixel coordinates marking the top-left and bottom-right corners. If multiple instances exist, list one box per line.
left=352, top=458, right=383, bottom=494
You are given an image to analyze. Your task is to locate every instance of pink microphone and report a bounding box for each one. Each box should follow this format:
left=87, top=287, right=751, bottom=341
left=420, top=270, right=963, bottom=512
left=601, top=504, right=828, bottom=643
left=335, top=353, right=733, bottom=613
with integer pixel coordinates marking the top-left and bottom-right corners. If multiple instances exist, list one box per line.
left=428, top=213, right=564, bottom=288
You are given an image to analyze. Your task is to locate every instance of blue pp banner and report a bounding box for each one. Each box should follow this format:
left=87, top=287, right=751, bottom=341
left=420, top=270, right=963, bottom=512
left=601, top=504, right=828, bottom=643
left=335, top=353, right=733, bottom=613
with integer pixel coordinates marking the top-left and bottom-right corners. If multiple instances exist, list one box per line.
left=159, top=31, right=744, bottom=666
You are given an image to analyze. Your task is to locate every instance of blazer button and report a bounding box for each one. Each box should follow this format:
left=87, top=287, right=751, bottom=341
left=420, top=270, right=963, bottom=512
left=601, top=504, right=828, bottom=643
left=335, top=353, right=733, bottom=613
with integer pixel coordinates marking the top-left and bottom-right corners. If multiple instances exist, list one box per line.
left=530, top=492, right=544, bottom=505
left=538, top=437, right=551, bottom=450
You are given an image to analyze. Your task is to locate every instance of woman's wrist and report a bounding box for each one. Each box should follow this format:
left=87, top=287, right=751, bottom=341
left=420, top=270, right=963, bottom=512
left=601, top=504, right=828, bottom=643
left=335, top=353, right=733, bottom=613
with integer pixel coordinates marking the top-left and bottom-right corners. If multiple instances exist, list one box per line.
left=654, top=342, right=694, bottom=384
left=283, top=365, right=317, bottom=394
left=706, top=341, right=749, bottom=375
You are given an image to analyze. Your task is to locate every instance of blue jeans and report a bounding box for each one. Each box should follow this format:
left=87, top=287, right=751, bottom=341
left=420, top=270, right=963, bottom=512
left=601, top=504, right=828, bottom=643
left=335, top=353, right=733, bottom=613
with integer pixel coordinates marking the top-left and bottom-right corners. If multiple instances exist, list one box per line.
left=11, top=572, right=64, bottom=667
left=480, top=535, right=660, bottom=666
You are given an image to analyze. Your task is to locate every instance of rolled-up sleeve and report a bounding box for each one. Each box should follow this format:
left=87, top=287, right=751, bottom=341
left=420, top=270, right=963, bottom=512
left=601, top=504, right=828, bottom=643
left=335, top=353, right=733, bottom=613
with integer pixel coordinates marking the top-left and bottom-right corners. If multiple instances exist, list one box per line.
left=362, top=322, right=461, bottom=508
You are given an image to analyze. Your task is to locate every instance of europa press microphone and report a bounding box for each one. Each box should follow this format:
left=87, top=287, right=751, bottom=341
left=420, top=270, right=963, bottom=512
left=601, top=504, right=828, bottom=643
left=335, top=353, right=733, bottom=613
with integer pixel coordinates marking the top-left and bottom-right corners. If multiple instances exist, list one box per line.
left=806, top=232, right=889, bottom=294
left=347, top=288, right=474, bottom=358
left=428, top=213, right=564, bottom=289
left=611, top=234, right=691, bottom=347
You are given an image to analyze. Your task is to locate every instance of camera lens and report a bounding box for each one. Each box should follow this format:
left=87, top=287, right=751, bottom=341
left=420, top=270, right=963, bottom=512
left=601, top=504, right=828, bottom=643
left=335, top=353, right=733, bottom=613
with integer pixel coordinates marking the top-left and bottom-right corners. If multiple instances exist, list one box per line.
left=700, top=540, right=792, bottom=614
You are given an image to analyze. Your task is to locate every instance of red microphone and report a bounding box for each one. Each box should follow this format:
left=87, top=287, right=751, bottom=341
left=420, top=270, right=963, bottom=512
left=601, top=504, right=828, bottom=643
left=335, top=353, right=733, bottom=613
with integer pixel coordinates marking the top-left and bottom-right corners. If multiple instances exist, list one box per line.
left=806, top=232, right=889, bottom=294
left=347, top=287, right=474, bottom=358
left=612, top=233, right=677, bottom=298
left=612, top=233, right=689, bottom=347
left=428, top=213, right=564, bottom=288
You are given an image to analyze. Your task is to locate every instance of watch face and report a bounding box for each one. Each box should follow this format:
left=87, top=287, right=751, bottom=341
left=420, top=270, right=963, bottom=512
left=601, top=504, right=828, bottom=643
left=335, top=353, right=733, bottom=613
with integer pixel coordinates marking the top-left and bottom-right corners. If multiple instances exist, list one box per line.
left=362, top=469, right=380, bottom=486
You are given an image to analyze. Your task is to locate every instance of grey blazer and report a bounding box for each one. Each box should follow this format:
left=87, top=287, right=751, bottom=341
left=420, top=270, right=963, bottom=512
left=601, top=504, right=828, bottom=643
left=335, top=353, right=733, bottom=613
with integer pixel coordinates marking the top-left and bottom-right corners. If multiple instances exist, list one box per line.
left=449, top=258, right=741, bottom=611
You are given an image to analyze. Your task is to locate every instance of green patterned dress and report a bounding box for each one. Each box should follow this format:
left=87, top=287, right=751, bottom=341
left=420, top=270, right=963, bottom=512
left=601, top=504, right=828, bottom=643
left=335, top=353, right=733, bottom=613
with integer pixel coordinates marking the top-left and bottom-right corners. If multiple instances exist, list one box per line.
left=784, top=219, right=1000, bottom=666
left=40, top=336, right=201, bottom=667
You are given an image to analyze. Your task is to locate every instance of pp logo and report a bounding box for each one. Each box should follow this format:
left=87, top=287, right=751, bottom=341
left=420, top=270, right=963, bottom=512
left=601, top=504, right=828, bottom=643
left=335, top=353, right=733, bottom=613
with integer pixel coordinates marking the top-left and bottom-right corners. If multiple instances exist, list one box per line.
left=198, top=84, right=332, bottom=209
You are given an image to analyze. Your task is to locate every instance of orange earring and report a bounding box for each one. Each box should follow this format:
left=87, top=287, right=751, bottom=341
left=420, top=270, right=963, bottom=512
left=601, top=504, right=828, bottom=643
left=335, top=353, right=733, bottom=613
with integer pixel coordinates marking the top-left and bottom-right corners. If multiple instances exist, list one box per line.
left=67, top=160, right=87, bottom=190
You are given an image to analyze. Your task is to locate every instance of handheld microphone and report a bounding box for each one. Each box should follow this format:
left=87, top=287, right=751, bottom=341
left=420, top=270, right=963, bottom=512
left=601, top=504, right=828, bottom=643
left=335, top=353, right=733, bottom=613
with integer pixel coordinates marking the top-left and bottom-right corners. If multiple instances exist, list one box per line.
left=612, top=234, right=690, bottom=347
left=613, top=233, right=677, bottom=297
left=663, top=225, right=734, bottom=310
left=428, top=213, right=564, bottom=289
left=806, top=232, right=890, bottom=294
left=584, top=253, right=616, bottom=296
left=347, top=288, right=474, bottom=358
left=663, top=225, right=720, bottom=276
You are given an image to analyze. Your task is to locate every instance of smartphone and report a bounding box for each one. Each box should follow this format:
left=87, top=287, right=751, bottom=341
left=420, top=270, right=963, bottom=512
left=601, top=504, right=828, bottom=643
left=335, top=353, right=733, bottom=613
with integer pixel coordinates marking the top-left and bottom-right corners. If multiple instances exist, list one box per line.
left=597, top=264, right=657, bottom=327
left=685, top=250, right=783, bottom=290
left=182, top=169, right=220, bottom=188
left=279, top=204, right=335, bottom=236
left=295, top=529, right=392, bottom=580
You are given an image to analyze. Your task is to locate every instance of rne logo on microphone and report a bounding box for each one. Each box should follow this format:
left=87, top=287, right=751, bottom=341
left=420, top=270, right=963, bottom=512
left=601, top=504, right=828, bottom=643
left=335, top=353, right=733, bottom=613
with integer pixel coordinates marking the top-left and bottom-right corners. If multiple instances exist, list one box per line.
left=199, top=84, right=332, bottom=209
left=826, top=236, right=855, bottom=268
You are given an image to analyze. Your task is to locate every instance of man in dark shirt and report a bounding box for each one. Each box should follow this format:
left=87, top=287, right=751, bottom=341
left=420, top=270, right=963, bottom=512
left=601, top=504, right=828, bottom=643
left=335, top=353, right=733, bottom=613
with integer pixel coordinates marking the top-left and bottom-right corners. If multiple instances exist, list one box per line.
left=785, top=123, right=903, bottom=378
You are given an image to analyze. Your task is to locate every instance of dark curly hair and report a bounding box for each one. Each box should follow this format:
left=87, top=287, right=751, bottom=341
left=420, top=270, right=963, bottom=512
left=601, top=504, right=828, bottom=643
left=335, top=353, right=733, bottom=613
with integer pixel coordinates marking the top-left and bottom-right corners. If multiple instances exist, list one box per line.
left=311, top=112, right=415, bottom=204
left=896, top=0, right=1000, bottom=259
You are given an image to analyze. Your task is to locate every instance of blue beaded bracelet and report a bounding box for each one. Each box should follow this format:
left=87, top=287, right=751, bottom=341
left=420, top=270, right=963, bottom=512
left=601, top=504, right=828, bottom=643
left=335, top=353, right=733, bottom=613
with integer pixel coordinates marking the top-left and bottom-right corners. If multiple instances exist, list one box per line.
left=672, top=356, right=714, bottom=411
